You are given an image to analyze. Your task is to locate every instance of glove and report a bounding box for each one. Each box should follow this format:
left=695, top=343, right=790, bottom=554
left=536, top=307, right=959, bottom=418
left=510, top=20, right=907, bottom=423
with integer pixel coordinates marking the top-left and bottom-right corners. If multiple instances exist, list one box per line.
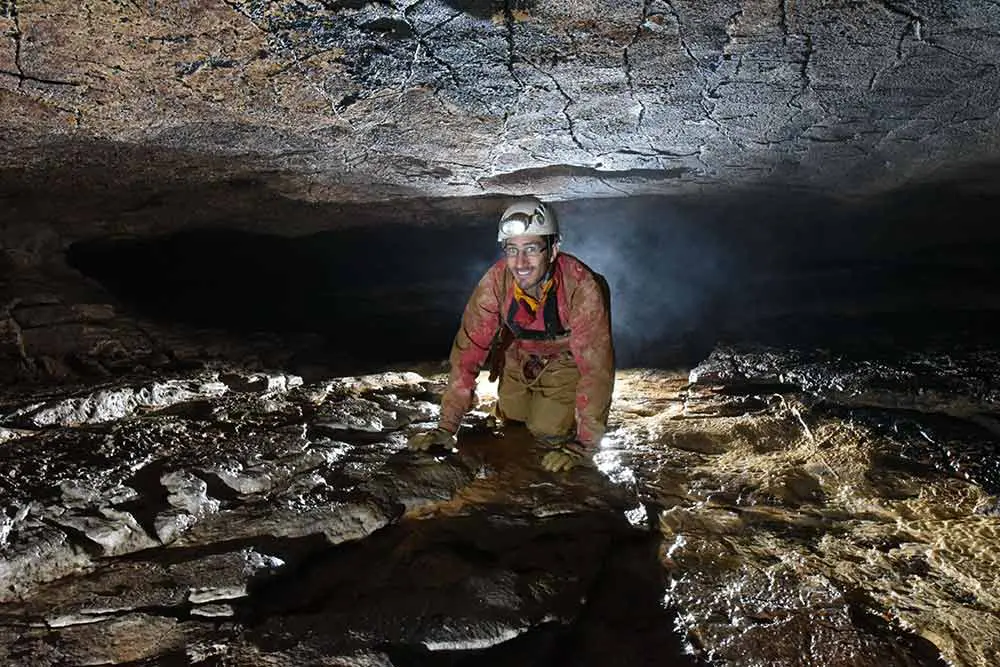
left=407, top=427, right=457, bottom=452
left=540, top=442, right=590, bottom=472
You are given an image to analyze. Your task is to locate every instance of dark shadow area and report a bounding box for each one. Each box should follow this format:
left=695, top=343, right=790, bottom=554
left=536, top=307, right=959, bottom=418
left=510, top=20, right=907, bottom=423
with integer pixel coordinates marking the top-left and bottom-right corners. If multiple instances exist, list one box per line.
left=234, top=512, right=699, bottom=666
left=818, top=403, right=1000, bottom=494
left=439, top=0, right=536, bottom=20
left=65, top=186, right=1000, bottom=371
left=67, top=225, right=498, bottom=368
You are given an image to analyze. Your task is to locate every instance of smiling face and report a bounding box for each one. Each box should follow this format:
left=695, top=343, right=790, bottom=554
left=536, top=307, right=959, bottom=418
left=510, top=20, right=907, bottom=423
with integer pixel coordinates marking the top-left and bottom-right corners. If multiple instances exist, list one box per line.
left=502, top=234, right=556, bottom=295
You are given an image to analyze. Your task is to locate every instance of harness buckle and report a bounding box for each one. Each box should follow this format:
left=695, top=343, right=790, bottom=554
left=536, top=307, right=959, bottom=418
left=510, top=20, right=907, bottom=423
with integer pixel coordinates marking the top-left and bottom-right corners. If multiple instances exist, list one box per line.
left=523, top=355, right=546, bottom=381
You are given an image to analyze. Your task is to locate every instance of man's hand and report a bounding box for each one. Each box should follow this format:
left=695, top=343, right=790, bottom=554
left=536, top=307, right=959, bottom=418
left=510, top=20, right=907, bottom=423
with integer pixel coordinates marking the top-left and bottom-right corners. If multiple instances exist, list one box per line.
left=540, top=442, right=590, bottom=472
left=407, top=427, right=457, bottom=452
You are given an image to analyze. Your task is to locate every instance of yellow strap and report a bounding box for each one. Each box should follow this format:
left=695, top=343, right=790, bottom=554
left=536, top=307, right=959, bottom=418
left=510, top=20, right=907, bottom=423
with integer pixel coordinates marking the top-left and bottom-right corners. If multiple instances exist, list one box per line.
left=512, top=276, right=554, bottom=312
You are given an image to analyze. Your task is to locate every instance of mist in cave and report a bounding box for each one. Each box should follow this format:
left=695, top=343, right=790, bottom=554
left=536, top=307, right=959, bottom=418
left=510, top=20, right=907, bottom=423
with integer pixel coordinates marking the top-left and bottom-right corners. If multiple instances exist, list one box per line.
left=66, top=186, right=1000, bottom=373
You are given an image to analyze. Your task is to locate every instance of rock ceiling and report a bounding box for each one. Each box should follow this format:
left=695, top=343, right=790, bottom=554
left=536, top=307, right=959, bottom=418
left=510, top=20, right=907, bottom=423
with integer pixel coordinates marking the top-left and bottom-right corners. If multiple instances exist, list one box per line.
left=2, top=0, right=999, bottom=208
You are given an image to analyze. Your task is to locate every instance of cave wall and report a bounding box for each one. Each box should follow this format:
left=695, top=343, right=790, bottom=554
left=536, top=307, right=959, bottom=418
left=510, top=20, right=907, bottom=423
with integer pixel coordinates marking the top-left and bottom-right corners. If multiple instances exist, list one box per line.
left=4, top=184, right=1000, bottom=386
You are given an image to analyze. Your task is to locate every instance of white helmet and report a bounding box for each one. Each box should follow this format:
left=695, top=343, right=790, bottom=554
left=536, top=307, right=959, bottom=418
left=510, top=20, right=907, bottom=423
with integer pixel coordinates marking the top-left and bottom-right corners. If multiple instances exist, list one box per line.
left=497, top=197, right=560, bottom=242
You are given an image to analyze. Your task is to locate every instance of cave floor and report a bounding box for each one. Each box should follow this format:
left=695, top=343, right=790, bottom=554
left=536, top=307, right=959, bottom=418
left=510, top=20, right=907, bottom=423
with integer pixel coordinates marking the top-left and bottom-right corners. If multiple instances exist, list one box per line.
left=1, top=337, right=998, bottom=666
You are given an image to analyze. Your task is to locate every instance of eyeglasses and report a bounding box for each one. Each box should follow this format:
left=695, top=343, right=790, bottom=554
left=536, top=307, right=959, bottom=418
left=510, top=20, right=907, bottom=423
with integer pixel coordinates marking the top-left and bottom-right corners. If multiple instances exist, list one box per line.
left=502, top=243, right=548, bottom=258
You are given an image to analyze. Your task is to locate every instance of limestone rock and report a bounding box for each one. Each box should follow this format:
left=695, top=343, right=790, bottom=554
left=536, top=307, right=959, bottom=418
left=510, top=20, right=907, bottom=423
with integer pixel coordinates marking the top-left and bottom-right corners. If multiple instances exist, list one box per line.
left=2, top=1, right=998, bottom=204
left=2, top=376, right=229, bottom=427
left=1, top=349, right=999, bottom=664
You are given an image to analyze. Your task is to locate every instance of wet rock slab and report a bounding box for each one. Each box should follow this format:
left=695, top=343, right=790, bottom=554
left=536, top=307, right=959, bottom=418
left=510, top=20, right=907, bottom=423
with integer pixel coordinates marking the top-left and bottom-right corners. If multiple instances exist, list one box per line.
left=631, top=345, right=1000, bottom=667
left=0, top=367, right=667, bottom=666
left=1, top=348, right=999, bottom=665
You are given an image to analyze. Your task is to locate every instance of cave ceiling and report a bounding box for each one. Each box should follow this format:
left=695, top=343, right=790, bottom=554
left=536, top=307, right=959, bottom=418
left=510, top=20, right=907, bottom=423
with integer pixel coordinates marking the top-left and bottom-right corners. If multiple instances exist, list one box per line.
left=1, top=0, right=999, bottom=223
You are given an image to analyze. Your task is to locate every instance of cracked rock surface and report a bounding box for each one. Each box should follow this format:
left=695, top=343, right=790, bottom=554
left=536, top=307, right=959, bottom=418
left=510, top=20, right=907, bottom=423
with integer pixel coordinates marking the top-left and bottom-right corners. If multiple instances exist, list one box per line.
left=1, top=0, right=999, bottom=205
left=0, top=346, right=998, bottom=665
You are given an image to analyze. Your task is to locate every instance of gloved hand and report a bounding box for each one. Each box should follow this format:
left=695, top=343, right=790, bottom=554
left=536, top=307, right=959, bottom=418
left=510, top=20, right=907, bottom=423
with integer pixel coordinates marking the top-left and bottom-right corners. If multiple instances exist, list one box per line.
left=407, top=427, right=457, bottom=452
left=540, top=442, right=590, bottom=472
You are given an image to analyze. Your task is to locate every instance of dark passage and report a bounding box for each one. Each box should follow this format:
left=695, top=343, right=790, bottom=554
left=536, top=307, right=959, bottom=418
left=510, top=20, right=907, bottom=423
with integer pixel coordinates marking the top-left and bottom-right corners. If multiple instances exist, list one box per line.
left=67, top=188, right=1000, bottom=372
left=67, top=224, right=497, bottom=369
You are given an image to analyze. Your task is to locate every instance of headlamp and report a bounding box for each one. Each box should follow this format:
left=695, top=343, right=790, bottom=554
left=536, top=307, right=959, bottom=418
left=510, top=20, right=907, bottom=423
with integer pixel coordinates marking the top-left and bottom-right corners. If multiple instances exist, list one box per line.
left=499, top=211, right=544, bottom=237
left=499, top=215, right=529, bottom=236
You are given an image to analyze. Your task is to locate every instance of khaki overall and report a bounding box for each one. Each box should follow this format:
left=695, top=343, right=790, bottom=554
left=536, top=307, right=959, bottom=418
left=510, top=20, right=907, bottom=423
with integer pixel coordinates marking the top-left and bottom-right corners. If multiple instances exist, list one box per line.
left=497, top=348, right=579, bottom=445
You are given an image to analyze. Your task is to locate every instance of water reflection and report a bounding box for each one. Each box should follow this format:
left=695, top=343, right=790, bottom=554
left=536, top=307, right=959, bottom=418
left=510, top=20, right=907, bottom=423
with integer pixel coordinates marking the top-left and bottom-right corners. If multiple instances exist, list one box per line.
left=600, top=347, right=997, bottom=666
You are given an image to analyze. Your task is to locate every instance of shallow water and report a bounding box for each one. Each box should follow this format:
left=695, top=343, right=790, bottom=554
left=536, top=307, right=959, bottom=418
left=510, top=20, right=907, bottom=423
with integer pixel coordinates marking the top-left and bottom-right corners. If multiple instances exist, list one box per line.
left=0, top=340, right=998, bottom=665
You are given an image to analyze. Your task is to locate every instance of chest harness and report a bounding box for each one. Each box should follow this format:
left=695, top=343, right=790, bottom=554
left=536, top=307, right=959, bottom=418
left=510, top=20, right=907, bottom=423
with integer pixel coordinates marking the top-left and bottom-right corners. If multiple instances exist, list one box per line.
left=505, top=280, right=569, bottom=340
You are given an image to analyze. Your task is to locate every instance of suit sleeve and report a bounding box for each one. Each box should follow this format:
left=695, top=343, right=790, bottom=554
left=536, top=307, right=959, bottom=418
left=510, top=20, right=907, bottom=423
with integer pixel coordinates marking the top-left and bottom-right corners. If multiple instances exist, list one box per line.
left=567, top=271, right=615, bottom=449
left=438, top=264, right=504, bottom=433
